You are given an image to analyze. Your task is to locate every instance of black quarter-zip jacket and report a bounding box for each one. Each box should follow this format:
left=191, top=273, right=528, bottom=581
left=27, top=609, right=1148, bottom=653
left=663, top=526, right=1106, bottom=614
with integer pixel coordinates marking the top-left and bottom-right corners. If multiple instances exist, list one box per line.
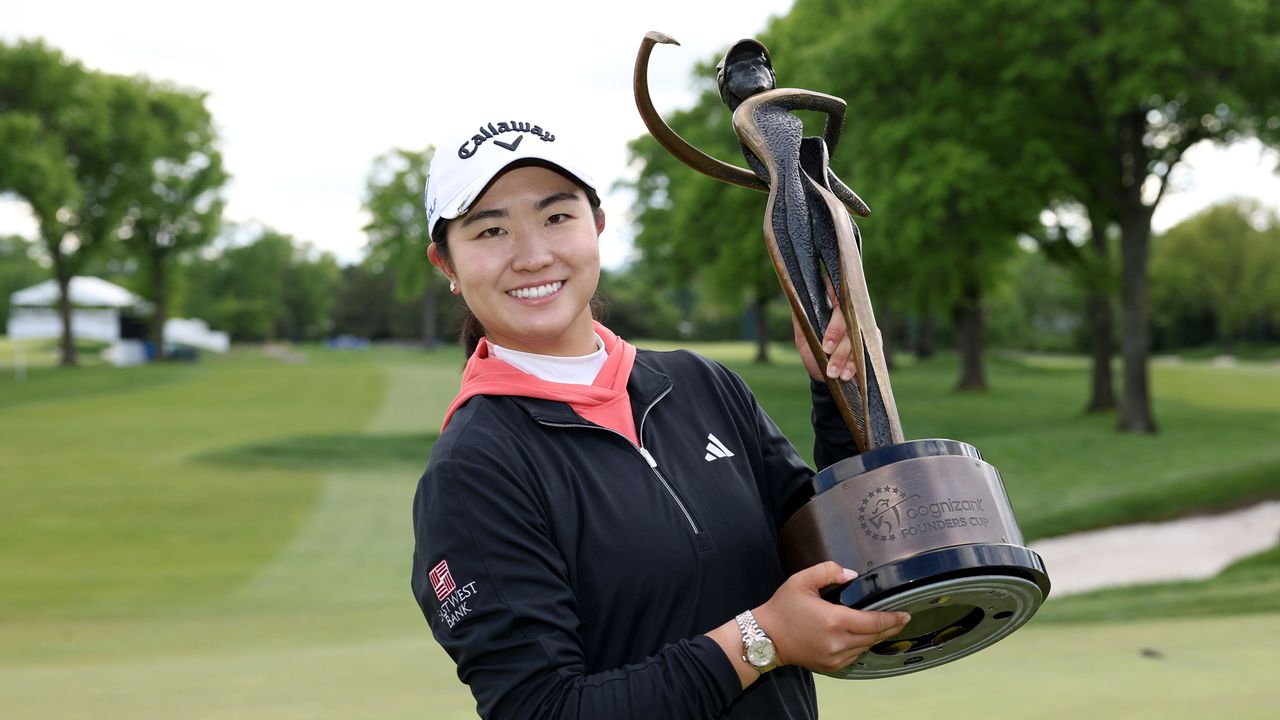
left=411, top=348, right=857, bottom=720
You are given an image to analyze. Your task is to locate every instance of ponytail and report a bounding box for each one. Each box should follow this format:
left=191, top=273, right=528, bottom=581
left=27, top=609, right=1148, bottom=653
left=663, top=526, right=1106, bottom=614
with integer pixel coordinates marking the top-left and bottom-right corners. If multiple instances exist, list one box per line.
left=460, top=309, right=485, bottom=358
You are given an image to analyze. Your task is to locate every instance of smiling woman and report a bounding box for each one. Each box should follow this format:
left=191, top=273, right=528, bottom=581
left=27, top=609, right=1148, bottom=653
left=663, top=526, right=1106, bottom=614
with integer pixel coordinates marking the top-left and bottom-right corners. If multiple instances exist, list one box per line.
left=407, top=109, right=909, bottom=720
left=429, top=165, right=603, bottom=357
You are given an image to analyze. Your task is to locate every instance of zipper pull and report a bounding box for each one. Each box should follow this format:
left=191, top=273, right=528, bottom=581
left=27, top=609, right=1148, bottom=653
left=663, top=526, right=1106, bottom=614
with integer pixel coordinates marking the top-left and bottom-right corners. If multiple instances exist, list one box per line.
left=638, top=447, right=659, bottom=469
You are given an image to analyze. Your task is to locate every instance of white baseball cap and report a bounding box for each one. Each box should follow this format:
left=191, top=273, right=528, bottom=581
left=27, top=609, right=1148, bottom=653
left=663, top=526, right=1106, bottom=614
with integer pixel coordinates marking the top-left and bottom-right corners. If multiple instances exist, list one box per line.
left=424, top=114, right=599, bottom=239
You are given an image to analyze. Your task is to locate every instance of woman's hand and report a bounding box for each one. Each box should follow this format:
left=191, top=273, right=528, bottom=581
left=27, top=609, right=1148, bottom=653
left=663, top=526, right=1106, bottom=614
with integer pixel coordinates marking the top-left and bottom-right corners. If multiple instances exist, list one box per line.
left=753, top=562, right=910, bottom=674
left=793, top=279, right=857, bottom=383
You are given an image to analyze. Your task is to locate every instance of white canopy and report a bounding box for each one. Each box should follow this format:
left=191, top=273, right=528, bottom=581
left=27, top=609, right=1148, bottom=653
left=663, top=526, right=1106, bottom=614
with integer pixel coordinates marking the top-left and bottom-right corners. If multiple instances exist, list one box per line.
left=8, top=277, right=228, bottom=354
left=10, top=277, right=145, bottom=309
left=165, top=317, right=230, bottom=352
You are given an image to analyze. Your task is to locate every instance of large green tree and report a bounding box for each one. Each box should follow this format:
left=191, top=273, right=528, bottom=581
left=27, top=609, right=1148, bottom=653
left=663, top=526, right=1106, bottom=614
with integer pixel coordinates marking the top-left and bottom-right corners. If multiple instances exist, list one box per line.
left=179, top=226, right=339, bottom=342
left=795, top=0, right=1061, bottom=390
left=0, top=40, right=216, bottom=365
left=1151, top=200, right=1280, bottom=350
left=122, top=85, right=227, bottom=359
left=362, top=147, right=447, bottom=347
left=0, top=40, right=93, bottom=365
left=627, top=1, right=1058, bottom=384
left=1010, top=0, right=1280, bottom=430
left=626, top=98, right=780, bottom=361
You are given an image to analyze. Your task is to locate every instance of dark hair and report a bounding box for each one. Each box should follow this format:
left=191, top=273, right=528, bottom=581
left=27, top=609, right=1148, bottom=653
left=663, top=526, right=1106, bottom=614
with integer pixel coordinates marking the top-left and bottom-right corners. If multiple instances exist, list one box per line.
left=431, top=163, right=604, bottom=357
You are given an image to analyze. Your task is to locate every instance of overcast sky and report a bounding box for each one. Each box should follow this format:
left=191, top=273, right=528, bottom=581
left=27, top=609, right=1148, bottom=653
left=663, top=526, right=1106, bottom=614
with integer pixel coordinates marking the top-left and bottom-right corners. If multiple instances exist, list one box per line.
left=3, top=0, right=1278, bottom=270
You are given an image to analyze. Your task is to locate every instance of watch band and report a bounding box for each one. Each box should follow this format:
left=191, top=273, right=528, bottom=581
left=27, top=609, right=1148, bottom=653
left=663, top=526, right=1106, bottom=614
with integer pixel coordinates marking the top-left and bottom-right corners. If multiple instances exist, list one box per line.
left=734, top=610, right=756, bottom=646
left=735, top=609, right=778, bottom=672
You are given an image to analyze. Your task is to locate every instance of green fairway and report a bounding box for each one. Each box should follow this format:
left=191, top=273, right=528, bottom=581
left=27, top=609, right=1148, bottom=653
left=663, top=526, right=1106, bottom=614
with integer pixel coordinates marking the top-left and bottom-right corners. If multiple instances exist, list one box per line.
left=1, top=341, right=1277, bottom=718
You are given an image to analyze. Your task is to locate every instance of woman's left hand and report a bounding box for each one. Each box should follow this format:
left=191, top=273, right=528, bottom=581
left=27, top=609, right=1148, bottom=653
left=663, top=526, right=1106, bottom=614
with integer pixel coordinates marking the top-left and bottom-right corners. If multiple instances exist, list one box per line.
left=793, top=282, right=857, bottom=383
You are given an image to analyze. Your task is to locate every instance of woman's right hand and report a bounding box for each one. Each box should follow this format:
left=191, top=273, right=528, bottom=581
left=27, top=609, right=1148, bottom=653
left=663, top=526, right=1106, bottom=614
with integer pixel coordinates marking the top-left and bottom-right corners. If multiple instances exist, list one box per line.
left=753, top=562, right=911, bottom=674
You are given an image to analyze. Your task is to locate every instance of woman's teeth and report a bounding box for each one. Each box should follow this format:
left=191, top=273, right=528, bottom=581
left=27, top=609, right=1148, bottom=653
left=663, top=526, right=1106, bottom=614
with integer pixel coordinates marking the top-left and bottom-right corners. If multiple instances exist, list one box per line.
left=508, top=281, right=562, bottom=299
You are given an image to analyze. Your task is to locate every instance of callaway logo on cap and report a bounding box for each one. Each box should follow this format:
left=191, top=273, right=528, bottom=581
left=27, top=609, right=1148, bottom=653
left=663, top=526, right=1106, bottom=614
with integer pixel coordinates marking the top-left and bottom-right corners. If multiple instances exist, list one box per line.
left=424, top=114, right=598, bottom=238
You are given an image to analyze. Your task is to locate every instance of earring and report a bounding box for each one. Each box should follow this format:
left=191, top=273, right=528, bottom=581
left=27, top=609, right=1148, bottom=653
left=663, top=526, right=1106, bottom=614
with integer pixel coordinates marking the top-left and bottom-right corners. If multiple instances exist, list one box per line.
left=449, top=281, right=458, bottom=293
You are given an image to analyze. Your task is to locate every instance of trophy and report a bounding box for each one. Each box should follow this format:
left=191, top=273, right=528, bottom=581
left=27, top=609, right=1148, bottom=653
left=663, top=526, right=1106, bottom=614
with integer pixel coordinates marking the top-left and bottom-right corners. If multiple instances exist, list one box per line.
left=634, top=32, right=1050, bottom=679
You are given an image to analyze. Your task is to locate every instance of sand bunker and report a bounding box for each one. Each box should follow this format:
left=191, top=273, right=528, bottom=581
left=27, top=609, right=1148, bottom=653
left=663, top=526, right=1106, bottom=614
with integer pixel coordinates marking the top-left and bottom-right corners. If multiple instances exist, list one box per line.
left=1030, top=500, right=1280, bottom=597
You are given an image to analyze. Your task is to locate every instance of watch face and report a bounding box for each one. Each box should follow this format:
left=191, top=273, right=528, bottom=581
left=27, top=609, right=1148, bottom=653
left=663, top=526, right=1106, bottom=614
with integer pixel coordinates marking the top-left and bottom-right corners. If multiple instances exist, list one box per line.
left=746, top=638, right=776, bottom=667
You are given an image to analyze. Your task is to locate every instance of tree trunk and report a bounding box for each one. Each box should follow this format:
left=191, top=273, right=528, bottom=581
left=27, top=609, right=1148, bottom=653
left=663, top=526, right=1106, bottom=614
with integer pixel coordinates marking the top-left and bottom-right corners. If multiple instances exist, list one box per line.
left=52, top=250, right=78, bottom=368
left=916, top=313, right=936, bottom=359
left=1084, top=209, right=1116, bottom=412
left=150, top=248, right=169, bottom=361
left=1084, top=288, right=1115, bottom=411
left=753, top=293, right=770, bottom=364
left=421, top=284, right=437, bottom=349
left=953, top=280, right=987, bottom=391
left=1117, top=210, right=1157, bottom=432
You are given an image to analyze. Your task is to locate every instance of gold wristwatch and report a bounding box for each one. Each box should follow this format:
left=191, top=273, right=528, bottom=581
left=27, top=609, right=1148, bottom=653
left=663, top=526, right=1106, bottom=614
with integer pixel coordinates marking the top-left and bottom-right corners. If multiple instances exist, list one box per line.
left=734, top=610, right=778, bottom=673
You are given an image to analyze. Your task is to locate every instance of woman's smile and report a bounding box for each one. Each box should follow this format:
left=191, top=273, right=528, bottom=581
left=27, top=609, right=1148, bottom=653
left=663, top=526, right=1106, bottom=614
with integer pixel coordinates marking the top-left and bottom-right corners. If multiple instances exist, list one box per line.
left=507, top=280, right=565, bottom=301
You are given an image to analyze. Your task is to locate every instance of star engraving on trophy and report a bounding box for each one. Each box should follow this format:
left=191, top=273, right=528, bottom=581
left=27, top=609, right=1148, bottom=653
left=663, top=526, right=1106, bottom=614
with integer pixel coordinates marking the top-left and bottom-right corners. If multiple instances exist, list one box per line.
left=858, top=485, right=907, bottom=542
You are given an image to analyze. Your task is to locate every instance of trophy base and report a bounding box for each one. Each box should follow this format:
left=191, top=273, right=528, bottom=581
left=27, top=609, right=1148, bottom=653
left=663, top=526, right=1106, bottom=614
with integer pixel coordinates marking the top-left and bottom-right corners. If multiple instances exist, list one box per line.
left=825, top=545, right=1048, bottom=678
left=780, top=439, right=1051, bottom=679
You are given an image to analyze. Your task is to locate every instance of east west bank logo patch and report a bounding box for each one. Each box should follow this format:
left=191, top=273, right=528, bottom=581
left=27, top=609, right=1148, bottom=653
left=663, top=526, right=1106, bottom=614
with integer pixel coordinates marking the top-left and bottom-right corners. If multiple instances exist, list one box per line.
left=429, top=559, right=456, bottom=601
left=430, top=559, right=479, bottom=629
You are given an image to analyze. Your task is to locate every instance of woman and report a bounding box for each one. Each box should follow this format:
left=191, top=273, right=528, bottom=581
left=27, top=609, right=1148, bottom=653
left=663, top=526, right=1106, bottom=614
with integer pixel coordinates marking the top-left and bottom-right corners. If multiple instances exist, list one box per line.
left=410, top=111, right=909, bottom=720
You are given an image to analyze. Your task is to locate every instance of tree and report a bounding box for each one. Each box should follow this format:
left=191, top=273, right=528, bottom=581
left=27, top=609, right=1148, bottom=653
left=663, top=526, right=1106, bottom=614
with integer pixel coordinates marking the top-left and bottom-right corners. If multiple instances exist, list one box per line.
left=0, top=40, right=91, bottom=365
left=122, top=84, right=227, bottom=359
left=0, top=40, right=210, bottom=366
left=986, top=244, right=1085, bottom=353
left=779, top=0, right=1060, bottom=390
left=0, top=235, right=47, bottom=334
left=330, top=261, right=427, bottom=340
left=1011, top=0, right=1280, bottom=431
left=1151, top=200, right=1280, bottom=350
left=362, top=147, right=446, bottom=347
left=1029, top=201, right=1119, bottom=412
left=281, top=248, right=340, bottom=341
left=627, top=112, right=780, bottom=362
left=178, top=226, right=338, bottom=343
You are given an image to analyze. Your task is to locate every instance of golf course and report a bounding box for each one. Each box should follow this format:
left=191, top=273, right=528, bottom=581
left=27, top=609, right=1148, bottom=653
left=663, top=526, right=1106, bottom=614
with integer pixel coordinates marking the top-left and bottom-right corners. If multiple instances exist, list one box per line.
left=2, top=340, right=1277, bottom=719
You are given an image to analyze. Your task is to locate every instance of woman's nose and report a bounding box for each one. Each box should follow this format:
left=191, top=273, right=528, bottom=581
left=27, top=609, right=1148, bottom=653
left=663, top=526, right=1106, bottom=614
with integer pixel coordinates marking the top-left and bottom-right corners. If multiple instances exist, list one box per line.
left=511, top=228, right=554, bottom=272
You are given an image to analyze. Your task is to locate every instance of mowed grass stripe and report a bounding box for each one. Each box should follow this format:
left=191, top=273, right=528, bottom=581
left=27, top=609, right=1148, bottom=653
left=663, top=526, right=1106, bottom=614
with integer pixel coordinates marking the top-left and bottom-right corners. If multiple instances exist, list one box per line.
left=0, top=352, right=387, bottom=617
left=229, top=361, right=456, bottom=611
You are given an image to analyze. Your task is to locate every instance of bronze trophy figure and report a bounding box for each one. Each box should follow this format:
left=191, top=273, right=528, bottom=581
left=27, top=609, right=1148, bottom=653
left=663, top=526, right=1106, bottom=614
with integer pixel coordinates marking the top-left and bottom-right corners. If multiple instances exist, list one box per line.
left=635, top=32, right=1050, bottom=679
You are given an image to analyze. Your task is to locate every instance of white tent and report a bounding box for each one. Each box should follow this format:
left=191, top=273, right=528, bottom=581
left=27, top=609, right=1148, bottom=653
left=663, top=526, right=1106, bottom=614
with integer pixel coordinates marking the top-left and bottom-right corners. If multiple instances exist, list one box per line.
left=164, top=317, right=230, bottom=353
left=8, top=277, right=146, bottom=343
left=7, top=277, right=229, bottom=358
left=10, top=277, right=146, bottom=308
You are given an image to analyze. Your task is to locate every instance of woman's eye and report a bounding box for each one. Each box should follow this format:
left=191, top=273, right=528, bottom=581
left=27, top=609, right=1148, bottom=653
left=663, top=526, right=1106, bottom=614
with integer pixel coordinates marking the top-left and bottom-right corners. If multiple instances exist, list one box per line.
left=547, top=213, right=569, bottom=225
left=478, top=227, right=505, bottom=238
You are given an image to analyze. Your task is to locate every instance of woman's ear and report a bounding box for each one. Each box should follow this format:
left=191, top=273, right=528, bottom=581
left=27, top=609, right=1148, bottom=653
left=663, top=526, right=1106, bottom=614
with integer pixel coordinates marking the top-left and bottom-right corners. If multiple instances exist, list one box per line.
left=595, top=207, right=607, bottom=235
left=427, top=243, right=460, bottom=293
left=427, top=242, right=452, bottom=277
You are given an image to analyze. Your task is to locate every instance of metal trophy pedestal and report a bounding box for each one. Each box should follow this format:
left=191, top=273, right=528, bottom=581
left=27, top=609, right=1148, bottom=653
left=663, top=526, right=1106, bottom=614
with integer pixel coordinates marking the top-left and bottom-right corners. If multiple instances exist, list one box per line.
left=780, top=439, right=1050, bottom=678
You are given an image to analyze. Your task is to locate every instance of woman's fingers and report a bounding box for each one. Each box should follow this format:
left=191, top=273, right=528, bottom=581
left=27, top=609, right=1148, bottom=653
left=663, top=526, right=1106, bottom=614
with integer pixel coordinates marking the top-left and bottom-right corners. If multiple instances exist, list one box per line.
left=820, top=276, right=857, bottom=382
left=822, top=311, right=856, bottom=382
left=792, top=274, right=858, bottom=383
left=792, top=313, right=824, bottom=381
